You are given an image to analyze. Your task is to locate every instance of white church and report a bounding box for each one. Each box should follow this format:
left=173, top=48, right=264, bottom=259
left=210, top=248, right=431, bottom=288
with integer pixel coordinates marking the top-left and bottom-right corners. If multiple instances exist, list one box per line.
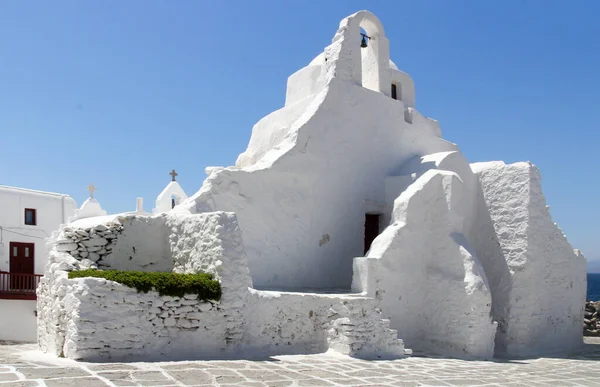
left=33, top=10, right=586, bottom=361
left=0, top=174, right=187, bottom=342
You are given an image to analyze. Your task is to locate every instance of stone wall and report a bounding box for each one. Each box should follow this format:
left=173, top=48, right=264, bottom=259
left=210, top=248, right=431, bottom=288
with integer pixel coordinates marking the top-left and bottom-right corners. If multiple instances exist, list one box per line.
left=245, top=290, right=407, bottom=359
left=39, top=211, right=408, bottom=361
left=38, top=212, right=249, bottom=360
left=61, top=278, right=225, bottom=361
left=54, top=222, right=123, bottom=270
left=584, top=301, right=599, bottom=336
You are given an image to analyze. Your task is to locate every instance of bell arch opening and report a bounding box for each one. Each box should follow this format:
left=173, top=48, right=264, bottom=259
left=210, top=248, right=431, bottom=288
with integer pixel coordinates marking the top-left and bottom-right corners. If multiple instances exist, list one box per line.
left=359, top=20, right=383, bottom=93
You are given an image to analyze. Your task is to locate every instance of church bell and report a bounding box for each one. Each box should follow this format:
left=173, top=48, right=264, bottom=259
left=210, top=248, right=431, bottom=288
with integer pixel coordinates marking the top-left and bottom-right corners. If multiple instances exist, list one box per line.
left=361, top=35, right=368, bottom=48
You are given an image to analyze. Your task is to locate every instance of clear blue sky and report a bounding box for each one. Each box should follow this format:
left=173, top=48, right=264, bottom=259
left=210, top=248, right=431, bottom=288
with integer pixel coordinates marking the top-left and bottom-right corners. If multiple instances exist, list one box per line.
left=1, top=1, right=599, bottom=264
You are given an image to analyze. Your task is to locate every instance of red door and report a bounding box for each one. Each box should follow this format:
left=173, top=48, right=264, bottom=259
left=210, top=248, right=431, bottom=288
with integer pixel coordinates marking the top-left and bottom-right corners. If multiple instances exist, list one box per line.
left=8, top=242, right=35, bottom=292
left=9, top=242, right=35, bottom=274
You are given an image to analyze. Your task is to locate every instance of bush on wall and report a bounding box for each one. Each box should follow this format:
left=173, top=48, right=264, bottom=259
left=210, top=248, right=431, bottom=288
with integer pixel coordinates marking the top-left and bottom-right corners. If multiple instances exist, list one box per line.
left=68, top=269, right=221, bottom=300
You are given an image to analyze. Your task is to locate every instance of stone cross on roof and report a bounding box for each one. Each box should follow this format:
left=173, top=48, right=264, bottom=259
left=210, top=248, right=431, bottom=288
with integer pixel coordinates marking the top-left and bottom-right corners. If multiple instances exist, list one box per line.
left=87, top=183, right=96, bottom=198
left=170, top=169, right=178, bottom=182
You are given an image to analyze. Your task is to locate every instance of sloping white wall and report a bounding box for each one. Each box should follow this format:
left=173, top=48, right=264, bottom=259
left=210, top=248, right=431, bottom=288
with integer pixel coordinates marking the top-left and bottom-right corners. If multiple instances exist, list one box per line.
left=472, top=161, right=586, bottom=356
left=185, top=80, right=457, bottom=290
left=352, top=169, right=496, bottom=358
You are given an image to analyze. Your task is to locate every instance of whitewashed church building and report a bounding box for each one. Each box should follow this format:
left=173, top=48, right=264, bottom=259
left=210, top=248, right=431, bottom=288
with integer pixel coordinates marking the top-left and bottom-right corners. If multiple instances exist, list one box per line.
left=37, top=11, right=586, bottom=361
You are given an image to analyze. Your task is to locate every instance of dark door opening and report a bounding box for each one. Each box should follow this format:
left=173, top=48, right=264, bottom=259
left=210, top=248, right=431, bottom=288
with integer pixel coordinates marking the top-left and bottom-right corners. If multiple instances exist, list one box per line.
left=364, top=214, right=381, bottom=255
left=9, top=242, right=34, bottom=274
left=391, top=84, right=398, bottom=100
left=7, top=242, right=35, bottom=292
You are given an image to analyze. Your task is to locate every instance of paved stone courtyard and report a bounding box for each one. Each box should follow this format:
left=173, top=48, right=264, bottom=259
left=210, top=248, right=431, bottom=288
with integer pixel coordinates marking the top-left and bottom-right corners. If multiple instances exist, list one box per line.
left=1, top=339, right=599, bottom=387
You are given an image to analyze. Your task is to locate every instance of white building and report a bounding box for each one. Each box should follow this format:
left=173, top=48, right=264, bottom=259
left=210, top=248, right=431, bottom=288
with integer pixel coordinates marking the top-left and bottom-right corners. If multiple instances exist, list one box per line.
left=0, top=181, right=156, bottom=342
left=0, top=185, right=77, bottom=342
left=38, top=11, right=586, bottom=361
left=153, top=169, right=188, bottom=214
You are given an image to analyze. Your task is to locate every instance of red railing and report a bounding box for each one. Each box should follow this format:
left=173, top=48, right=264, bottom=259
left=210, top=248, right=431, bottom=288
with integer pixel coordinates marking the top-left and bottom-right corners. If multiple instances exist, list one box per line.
left=0, top=272, right=42, bottom=300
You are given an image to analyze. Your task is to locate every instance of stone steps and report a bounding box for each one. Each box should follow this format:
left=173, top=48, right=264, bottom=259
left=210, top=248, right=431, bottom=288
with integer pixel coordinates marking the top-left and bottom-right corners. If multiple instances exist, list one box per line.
left=326, top=301, right=410, bottom=359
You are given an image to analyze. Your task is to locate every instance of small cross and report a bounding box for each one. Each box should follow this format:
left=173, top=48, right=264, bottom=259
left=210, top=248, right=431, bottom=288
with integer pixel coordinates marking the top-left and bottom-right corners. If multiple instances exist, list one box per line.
left=169, top=169, right=178, bottom=182
left=87, top=183, right=96, bottom=198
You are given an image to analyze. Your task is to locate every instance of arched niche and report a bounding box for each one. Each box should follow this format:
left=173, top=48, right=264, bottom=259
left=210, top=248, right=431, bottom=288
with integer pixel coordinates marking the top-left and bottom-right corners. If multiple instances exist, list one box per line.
left=358, top=13, right=388, bottom=93
left=322, top=11, right=391, bottom=96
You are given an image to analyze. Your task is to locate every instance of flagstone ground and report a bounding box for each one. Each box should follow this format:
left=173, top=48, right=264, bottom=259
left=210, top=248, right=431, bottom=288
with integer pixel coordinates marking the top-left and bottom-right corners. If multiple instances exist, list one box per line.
left=0, top=338, right=599, bottom=387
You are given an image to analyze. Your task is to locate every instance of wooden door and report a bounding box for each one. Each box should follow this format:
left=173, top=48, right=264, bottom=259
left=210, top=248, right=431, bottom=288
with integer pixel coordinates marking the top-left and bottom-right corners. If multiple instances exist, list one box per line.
left=9, top=242, right=35, bottom=274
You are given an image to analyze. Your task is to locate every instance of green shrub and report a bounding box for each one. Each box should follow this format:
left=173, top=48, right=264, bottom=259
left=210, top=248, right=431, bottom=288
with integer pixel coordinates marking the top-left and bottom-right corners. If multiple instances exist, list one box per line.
left=68, top=269, right=221, bottom=300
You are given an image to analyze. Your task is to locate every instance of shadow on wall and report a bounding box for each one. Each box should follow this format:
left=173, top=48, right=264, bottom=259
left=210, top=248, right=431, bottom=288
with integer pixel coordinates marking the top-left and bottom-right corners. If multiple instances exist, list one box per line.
left=101, top=215, right=173, bottom=272
left=470, top=181, right=513, bottom=357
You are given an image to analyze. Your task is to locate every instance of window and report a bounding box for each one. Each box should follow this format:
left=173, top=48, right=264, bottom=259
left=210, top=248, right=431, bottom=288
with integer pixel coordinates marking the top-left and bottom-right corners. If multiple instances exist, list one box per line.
left=391, top=84, right=398, bottom=100
left=24, top=208, right=36, bottom=226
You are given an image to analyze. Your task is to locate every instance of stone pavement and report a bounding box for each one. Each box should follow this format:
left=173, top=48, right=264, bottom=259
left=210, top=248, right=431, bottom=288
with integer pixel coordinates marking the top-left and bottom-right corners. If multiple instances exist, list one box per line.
left=0, top=339, right=599, bottom=387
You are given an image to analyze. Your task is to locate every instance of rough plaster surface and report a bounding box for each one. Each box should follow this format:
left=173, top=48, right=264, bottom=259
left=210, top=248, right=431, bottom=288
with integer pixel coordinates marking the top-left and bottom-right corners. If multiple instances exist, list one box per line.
left=471, top=161, right=587, bottom=356
left=102, top=216, right=171, bottom=272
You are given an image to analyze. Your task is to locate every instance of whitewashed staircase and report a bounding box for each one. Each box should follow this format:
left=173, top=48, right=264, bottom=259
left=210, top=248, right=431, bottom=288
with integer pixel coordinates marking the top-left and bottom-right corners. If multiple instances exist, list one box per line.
left=326, top=299, right=411, bottom=359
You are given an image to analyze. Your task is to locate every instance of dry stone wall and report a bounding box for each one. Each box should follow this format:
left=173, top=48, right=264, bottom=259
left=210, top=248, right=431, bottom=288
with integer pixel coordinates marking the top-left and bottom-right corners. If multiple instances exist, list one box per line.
left=54, top=222, right=123, bottom=270
left=38, top=212, right=247, bottom=360
left=62, top=277, right=224, bottom=361
left=584, top=301, right=599, bottom=336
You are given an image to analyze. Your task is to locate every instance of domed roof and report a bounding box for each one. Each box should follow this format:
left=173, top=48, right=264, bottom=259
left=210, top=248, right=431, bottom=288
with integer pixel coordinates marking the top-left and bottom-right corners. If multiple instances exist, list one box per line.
left=308, top=52, right=399, bottom=70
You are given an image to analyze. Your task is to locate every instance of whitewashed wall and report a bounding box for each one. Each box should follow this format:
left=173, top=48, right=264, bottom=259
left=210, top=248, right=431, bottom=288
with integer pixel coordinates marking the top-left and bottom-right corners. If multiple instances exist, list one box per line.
left=472, top=161, right=587, bottom=356
left=38, top=211, right=408, bottom=361
left=184, top=73, right=455, bottom=291
left=0, top=300, right=37, bottom=342
left=245, top=289, right=406, bottom=359
left=353, top=167, right=497, bottom=359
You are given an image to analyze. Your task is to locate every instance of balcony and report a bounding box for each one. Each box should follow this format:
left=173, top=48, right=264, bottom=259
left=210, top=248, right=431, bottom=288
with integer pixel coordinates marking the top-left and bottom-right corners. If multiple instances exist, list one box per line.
left=0, top=272, right=42, bottom=300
